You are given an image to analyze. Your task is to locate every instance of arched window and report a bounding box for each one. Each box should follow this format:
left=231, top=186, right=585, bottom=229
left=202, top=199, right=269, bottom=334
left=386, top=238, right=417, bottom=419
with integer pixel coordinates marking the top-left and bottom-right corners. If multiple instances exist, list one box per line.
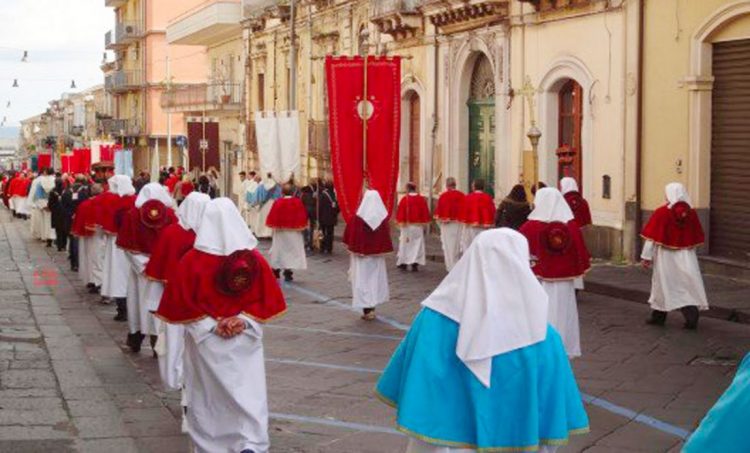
left=557, top=79, right=583, bottom=187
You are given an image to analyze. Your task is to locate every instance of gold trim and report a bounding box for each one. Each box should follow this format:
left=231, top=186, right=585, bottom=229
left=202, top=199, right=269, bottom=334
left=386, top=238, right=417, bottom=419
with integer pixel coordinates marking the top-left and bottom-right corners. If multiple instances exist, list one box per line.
left=153, top=312, right=209, bottom=325
left=241, top=308, right=288, bottom=324
left=537, top=266, right=591, bottom=282
left=640, top=235, right=703, bottom=251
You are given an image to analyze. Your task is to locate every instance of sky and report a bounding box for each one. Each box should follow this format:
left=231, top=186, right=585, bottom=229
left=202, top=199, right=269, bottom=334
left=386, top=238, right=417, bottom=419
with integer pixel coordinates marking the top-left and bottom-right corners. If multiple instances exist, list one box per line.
left=0, top=0, right=112, bottom=129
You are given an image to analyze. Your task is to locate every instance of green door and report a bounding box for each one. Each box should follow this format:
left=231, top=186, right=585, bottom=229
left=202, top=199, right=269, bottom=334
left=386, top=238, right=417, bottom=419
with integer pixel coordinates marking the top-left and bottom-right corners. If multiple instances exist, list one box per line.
left=468, top=100, right=495, bottom=197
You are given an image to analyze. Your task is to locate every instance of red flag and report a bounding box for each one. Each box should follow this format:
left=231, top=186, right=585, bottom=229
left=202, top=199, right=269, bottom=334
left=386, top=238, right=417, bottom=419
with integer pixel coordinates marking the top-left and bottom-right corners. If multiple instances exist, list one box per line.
left=38, top=153, right=52, bottom=172
left=61, top=154, right=73, bottom=173
left=326, top=56, right=401, bottom=223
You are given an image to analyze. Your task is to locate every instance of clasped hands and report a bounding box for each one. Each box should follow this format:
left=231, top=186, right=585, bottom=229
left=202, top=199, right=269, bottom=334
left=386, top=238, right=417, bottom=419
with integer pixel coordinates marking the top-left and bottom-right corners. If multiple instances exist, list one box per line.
left=214, top=317, right=246, bottom=339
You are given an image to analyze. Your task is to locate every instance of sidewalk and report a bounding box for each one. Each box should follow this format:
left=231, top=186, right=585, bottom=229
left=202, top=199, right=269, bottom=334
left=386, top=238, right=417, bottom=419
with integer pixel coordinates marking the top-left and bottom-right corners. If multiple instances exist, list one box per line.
left=336, top=225, right=750, bottom=325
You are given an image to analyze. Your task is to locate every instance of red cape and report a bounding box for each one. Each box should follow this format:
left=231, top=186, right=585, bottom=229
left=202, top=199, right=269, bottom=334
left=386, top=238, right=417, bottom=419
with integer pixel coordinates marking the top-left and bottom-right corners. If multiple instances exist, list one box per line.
left=564, top=191, right=592, bottom=227
left=165, top=175, right=179, bottom=193
left=116, top=203, right=177, bottom=255
left=520, top=219, right=591, bottom=280
left=156, top=249, right=286, bottom=323
left=144, top=224, right=196, bottom=282
left=641, top=203, right=704, bottom=249
left=343, top=216, right=394, bottom=255
left=71, top=197, right=96, bottom=238
left=266, top=197, right=308, bottom=230
left=180, top=181, right=194, bottom=197
left=96, top=192, right=135, bottom=235
left=459, top=191, right=496, bottom=227
left=396, top=194, right=431, bottom=225
left=434, top=189, right=465, bottom=222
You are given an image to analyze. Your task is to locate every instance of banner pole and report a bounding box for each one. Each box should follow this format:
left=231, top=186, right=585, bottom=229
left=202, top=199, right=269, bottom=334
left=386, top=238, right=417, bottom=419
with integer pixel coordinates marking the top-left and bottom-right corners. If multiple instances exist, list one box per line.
left=362, top=54, right=368, bottom=188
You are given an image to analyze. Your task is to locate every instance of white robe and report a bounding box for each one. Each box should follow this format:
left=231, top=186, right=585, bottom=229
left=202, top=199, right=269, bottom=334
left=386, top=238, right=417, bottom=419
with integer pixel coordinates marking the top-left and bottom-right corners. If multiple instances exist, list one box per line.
left=10, top=195, right=25, bottom=214
left=460, top=225, right=485, bottom=254
left=36, top=177, right=56, bottom=241
left=269, top=230, right=307, bottom=270
left=101, top=235, right=129, bottom=298
left=540, top=280, right=581, bottom=359
left=88, top=230, right=105, bottom=287
left=439, top=222, right=462, bottom=272
left=183, top=316, right=270, bottom=453
left=78, top=234, right=90, bottom=283
left=406, top=438, right=558, bottom=453
left=255, top=200, right=274, bottom=238
left=349, top=255, right=389, bottom=309
left=125, top=252, right=159, bottom=336
left=156, top=322, right=185, bottom=392
left=641, top=240, right=709, bottom=312
left=397, top=225, right=426, bottom=266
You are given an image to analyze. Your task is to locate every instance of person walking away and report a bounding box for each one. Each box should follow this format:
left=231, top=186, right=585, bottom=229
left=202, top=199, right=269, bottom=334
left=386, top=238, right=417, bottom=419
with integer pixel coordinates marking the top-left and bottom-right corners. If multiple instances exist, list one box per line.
left=434, top=177, right=465, bottom=272
left=458, top=179, right=495, bottom=253
left=48, top=178, right=67, bottom=251
left=36, top=168, right=58, bottom=247
left=396, top=182, right=431, bottom=272
left=559, top=177, right=592, bottom=228
left=376, top=229, right=590, bottom=452
left=317, top=179, right=339, bottom=254
left=71, top=184, right=102, bottom=292
left=299, top=183, right=317, bottom=252
left=266, top=184, right=308, bottom=282
left=641, top=183, right=708, bottom=329
left=157, top=198, right=286, bottom=453
left=343, top=190, right=393, bottom=321
left=519, top=188, right=590, bottom=358
left=495, top=184, right=531, bottom=230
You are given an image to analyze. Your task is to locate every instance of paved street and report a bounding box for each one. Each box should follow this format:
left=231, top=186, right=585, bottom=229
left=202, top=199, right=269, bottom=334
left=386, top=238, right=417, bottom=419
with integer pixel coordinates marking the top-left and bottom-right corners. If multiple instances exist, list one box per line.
left=1, top=210, right=749, bottom=452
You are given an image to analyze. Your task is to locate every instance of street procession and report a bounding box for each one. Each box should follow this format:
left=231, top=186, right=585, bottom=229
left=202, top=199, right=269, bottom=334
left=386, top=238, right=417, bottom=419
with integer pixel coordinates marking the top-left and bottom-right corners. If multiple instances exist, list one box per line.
left=0, top=1, right=749, bottom=452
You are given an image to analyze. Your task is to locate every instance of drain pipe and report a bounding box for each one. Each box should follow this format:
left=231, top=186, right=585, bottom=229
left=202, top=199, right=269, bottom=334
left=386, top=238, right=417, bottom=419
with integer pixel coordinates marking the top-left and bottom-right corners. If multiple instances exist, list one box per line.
left=634, top=0, right=645, bottom=260
left=429, top=35, right=440, bottom=233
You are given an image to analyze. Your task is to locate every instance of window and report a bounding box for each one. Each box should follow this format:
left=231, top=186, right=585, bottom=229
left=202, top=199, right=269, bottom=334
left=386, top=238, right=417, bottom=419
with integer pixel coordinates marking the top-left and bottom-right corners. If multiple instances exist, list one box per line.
left=556, top=79, right=583, bottom=186
left=257, top=73, right=265, bottom=111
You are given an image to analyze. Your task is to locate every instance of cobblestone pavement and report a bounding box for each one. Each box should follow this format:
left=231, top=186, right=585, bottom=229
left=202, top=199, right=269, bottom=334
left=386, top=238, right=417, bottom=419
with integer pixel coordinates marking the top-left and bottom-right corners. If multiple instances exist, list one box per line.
left=1, top=210, right=749, bottom=452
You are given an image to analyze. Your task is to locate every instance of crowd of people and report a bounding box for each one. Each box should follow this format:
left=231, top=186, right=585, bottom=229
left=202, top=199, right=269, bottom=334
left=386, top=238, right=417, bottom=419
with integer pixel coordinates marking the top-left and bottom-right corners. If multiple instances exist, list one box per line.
left=0, top=163, right=732, bottom=452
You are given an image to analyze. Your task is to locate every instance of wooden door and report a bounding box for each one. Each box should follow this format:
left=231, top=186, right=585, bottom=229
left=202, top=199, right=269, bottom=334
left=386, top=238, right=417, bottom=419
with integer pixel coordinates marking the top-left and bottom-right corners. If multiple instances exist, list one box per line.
left=557, top=79, right=583, bottom=188
left=468, top=100, right=496, bottom=197
left=187, top=121, right=220, bottom=172
left=408, top=93, right=420, bottom=187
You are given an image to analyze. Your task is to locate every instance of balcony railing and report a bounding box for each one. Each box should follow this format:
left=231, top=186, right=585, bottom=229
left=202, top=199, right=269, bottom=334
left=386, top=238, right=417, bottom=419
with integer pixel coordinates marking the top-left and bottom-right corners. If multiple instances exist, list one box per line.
left=105, top=30, right=113, bottom=48
left=115, top=21, right=143, bottom=44
left=106, top=70, right=143, bottom=92
left=161, top=82, right=243, bottom=110
left=243, top=0, right=283, bottom=18
left=369, top=0, right=422, bottom=40
left=370, top=0, right=419, bottom=17
left=99, top=118, right=141, bottom=137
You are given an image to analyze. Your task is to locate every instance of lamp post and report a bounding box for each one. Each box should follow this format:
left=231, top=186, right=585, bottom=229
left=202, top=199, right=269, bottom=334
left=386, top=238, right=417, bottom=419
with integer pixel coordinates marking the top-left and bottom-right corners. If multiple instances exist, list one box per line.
left=527, top=124, right=542, bottom=190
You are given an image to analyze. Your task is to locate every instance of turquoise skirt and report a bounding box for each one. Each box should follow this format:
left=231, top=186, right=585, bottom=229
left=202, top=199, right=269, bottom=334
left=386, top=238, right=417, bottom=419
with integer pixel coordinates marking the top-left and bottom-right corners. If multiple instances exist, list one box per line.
left=683, top=353, right=750, bottom=453
left=376, top=308, right=589, bottom=452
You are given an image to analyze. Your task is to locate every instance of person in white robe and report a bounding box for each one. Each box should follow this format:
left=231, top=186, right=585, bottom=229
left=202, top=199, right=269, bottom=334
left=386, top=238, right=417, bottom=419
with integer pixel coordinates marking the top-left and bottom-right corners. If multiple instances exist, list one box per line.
left=245, top=175, right=262, bottom=233
left=435, top=178, right=464, bottom=272
left=101, top=175, right=135, bottom=322
left=78, top=184, right=105, bottom=293
left=255, top=175, right=279, bottom=239
left=10, top=173, right=31, bottom=219
left=23, top=174, right=43, bottom=239
left=395, top=183, right=429, bottom=272
left=641, top=183, right=709, bottom=329
left=125, top=182, right=175, bottom=354
left=349, top=190, right=391, bottom=319
left=35, top=169, right=57, bottom=246
left=237, top=171, right=255, bottom=221
left=268, top=184, right=308, bottom=282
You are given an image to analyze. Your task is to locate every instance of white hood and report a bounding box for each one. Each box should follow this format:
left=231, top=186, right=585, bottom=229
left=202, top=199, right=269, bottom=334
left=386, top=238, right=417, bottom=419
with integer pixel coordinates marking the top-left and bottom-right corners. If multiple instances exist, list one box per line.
left=177, top=192, right=211, bottom=231
left=422, top=228, right=549, bottom=388
left=559, top=177, right=579, bottom=195
left=665, top=182, right=691, bottom=208
left=112, top=175, right=135, bottom=197
left=528, top=187, right=574, bottom=223
left=194, top=198, right=258, bottom=256
left=135, top=182, right=174, bottom=208
left=356, top=190, right=388, bottom=230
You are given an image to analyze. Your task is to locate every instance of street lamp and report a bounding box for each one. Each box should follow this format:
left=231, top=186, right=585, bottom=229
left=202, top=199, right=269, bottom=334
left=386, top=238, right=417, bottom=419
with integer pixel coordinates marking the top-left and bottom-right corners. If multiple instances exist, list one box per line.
left=527, top=124, right=542, bottom=189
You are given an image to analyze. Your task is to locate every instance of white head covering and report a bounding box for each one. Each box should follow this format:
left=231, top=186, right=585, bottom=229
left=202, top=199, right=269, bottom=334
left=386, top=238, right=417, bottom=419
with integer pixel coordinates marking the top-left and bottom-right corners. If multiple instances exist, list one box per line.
left=559, top=177, right=579, bottom=195
left=107, top=175, right=118, bottom=194
left=194, top=198, right=258, bottom=256
left=422, top=229, right=549, bottom=388
left=528, top=187, right=574, bottom=223
left=356, top=190, right=388, bottom=230
left=665, top=182, right=692, bottom=208
left=112, top=175, right=135, bottom=197
left=178, top=192, right=210, bottom=231
left=135, top=182, right=174, bottom=208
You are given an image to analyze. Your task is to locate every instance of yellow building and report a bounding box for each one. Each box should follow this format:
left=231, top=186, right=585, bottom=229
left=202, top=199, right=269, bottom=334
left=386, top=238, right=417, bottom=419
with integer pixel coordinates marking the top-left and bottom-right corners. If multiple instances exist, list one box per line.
left=641, top=0, right=750, bottom=270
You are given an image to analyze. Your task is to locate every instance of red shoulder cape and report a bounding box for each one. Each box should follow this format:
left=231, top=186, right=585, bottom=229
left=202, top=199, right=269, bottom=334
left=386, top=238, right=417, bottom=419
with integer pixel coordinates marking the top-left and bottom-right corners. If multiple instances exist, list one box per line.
left=96, top=192, right=133, bottom=234
left=434, top=190, right=465, bottom=222
left=564, top=191, right=592, bottom=227
left=156, top=249, right=286, bottom=323
left=266, top=197, right=308, bottom=230
left=396, top=194, right=431, bottom=225
left=71, top=197, right=95, bottom=238
left=641, top=203, right=704, bottom=249
left=519, top=219, right=591, bottom=280
left=459, top=192, right=496, bottom=227
left=116, top=203, right=177, bottom=255
left=343, top=216, right=394, bottom=255
left=144, top=224, right=196, bottom=282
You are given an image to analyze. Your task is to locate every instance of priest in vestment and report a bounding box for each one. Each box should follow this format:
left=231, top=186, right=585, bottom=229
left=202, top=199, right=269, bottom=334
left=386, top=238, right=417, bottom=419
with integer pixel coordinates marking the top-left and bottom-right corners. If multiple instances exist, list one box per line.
left=146, top=192, right=209, bottom=398
left=434, top=177, right=465, bottom=272
left=157, top=198, right=286, bottom=453
left=266, top=183, right=308, bottom=282
left=100, top=175, right=137, bottom=322
left=377, top=229, right=589, bottom=452
left=560, top=177, right=592, bottom=228
left=36, top=168, right=58, bottom=246
left=344, top=190, right=393, bottom=321
left=117, top=182, right=177, bottom=354
left=244, top=174, right=262, bottom=233
left=641, top=183, right=708, bottom=329
left=458, top=179, right=496, bottom=253
left=255, top=174, right=281, bottom=239
left=240, top=171, right=258, bottom=227
left=25, top=173, right=43, bottom=238
left=396, top=182, right=430, bottom=272
left=520, top=188, right=590, bottom=359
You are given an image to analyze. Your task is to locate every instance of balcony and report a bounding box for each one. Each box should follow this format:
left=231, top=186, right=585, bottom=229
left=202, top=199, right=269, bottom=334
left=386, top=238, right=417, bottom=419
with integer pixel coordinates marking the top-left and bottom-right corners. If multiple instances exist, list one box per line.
left=370, top=0, right=423, bottom=40
left=105, top=30, right=114, bottom=49
left=69, top=125, right=85, bottom=137
left=115, top=20, right=143, bottom=45
left=99, top=118, right=141, bottom=137
left=161, top=82, right=243, bottom=112
left=167, top=1, right=242, bottom=46
left=105, top=70, right=143, bottom=92
left=105, top=0, right=127, bottom=7
left=420, top=0, right=510, bottom=35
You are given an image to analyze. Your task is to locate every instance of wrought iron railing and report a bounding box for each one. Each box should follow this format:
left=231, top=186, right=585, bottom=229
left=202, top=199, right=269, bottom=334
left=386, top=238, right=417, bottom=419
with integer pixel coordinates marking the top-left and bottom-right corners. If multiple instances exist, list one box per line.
left=161, top=82, right=243, bottom=109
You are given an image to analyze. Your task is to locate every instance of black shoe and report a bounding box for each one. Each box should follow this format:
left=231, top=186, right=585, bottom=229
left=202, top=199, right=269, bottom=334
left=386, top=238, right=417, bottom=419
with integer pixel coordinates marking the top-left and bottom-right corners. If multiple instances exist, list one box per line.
left=681, top=306, right=699, bottom=330
left=273, top=269, right=281, bottom=279
left=71, top=266, right=78, bottom=272
left=646, top=310, right=667, bottom=326
left=126, top=332, right=145, bottom=353
left=86, top=283, right=95, bottom=289
left=411, top=264, right=419, bottom=272
left=46, top=240, right=53, bottom=248
left=149, top=335, right=158, bottom=358
left=397, top=264, right=408, bottom=271
left=283, top=270, right=293, bottom=282
left=88, top=285, right=99, bottom=294
left=113, top=298, right=127, bottom=322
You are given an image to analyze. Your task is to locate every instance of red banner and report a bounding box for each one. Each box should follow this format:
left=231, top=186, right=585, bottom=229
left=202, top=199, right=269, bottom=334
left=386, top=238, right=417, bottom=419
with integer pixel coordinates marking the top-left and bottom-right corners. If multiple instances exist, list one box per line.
left=326, top=56, right=401, bottom=223
left=60, top=154, right=74, bottom=173
left=38, top=153, right=52, bottom=172
left=73, top=148, right=91, bottom=174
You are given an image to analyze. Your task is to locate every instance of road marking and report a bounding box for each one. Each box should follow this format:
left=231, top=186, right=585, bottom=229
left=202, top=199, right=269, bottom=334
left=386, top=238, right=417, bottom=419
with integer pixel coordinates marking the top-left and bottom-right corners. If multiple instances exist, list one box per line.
left=267, top=357, right=382, bottom=374
left=271, top=412, right=401, bottom=435
left=266, top=324, right=403, bottom=341
left=284, top=282, right=694, bottom=440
